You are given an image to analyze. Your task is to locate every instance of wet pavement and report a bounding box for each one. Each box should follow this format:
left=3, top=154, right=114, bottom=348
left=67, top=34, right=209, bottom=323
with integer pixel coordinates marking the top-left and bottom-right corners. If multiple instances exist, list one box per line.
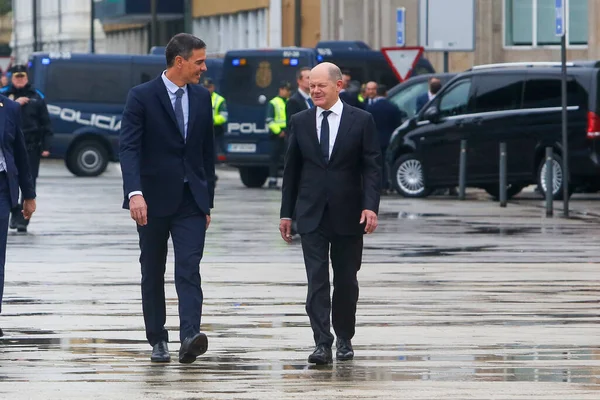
left=0, top=160, right=599, bottom=399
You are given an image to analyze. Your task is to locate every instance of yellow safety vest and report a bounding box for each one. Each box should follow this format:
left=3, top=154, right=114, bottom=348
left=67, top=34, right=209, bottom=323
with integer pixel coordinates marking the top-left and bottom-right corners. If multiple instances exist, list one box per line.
left=211, top=92, right=226, bottom=126
left=358, top=94, right=365, bottom=103
left=267, top=96, right=286, bottom=135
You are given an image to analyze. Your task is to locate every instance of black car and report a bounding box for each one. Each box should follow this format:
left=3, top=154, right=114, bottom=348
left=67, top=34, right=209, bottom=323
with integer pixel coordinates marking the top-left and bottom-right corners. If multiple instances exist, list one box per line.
left=386, top=61, right=600, bottom=200
left=386, top=73, right=456, bottom=121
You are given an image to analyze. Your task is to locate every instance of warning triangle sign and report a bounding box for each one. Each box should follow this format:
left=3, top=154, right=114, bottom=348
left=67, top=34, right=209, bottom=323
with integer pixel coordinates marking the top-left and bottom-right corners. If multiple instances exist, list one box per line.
left=381, top=47, right=424, bottom=82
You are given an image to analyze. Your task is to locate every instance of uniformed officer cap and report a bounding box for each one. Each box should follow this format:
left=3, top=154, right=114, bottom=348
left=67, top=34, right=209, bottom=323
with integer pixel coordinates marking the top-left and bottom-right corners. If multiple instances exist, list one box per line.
left=9, top=64, right=28, bottom=75
left=279, top=81, right=292, bottom=90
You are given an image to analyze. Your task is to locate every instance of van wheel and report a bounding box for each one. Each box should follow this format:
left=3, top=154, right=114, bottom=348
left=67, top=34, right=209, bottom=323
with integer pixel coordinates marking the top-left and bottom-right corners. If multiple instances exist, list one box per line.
left=239, top=167, right=269, bottom=188
left=537, top=153, right=573, bottom=200
left=392, top=154, right=431, bottom=198
left=66, top=140, right=109, bottom=177
left=483, top=184, right=526, bottom=200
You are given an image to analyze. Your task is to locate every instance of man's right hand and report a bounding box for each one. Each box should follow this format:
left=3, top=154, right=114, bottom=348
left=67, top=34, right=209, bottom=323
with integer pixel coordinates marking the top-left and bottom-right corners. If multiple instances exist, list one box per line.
left=279, top=219, right=292, bottom=243
left=15, top=97, right=29, bottom=106
left=129, top=195, right=148, bottom=226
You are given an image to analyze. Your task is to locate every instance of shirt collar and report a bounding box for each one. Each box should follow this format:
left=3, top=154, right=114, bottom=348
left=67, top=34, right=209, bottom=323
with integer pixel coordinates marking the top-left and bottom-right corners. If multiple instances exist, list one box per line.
left=298, top=89, right=310, bottom=100
left=317, top=98, right=343, bottom=117
left=162, top=70, right=187, bottom=95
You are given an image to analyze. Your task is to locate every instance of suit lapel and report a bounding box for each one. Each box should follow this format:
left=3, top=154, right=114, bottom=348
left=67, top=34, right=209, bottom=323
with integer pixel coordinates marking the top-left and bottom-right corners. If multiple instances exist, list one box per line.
left=329, top=104, right=354, bottom=162
left=154, top=76, right=179, bottom=132
left=187, top=84, right=197, bottom=139
left=306, top=107, right=323, bottom=165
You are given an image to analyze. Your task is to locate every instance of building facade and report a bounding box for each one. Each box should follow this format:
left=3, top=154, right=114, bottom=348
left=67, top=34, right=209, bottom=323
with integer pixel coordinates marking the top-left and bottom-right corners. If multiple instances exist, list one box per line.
left=320, top=0, right=599, bottom=72
left=191, top=0, right=321, bottom=56
left=10, top=0, right=106, bottom=64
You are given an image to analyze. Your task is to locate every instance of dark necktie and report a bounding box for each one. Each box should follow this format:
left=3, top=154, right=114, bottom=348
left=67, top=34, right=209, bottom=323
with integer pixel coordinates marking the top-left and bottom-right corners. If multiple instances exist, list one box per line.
left=320, top=110, right=332, bottom=163
left=306, top=97, right=314, bottom=108
left=174, top=88, right=185, bottom=139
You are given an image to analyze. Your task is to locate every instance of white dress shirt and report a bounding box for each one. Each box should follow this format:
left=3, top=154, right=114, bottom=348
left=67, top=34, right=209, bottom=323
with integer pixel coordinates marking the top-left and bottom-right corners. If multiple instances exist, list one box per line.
left=298, top=89, right=312, bottom=109
left=128, top=71, right=189, bottom=199
left=316, top=98, right=344, bottom=157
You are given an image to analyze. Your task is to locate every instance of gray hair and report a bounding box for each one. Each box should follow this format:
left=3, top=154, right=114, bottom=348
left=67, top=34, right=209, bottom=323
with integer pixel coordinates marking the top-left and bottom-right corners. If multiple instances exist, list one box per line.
left=328, top=64, right=343, bottom=83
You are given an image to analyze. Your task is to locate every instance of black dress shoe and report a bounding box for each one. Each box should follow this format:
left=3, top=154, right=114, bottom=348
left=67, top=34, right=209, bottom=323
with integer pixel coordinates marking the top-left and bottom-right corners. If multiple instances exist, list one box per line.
left=151, top=341, right=170, bottom=363
left=179, top=332, right=208, bottom=364
left=336, top=338, right=354, bottom=361
left=308, top=344, right=332, bottom=365
left=0, top=328, right=3, bottom=337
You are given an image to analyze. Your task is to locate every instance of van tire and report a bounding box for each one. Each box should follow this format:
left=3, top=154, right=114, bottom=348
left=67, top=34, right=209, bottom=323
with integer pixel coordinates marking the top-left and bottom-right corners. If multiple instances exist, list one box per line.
left=392, top=154, right=431, bottom=198
left=239, top=167, right=269, bottom=188
left=66, top=140, right=109, bottom=177
left=536, top=153, right=573, bottom=200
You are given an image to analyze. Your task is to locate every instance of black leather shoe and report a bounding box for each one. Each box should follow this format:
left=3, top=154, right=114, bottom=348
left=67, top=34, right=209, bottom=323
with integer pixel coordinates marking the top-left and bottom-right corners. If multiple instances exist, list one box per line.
left=179, top=332, right=208, bottom=364
left=308, top=344, right=332, bottom=365
left=150, top=341, right=170, bottom=363
left=336, top=338, right=354, bottom=361
left=0, top=328, right=3, bottom=337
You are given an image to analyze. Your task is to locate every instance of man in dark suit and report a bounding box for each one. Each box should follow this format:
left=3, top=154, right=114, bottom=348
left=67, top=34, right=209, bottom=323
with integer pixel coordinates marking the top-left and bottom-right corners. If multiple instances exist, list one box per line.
left=279, top=62, right=381, bottom=365
left=366, top=84, right=404, bottom=193
left=415, top=77, right=442, bottom=113
left=286, top=66, right=313, bottom=122
left=119, top=33, right=215, bottom=364
left=0, top=95, right=36, bottom=337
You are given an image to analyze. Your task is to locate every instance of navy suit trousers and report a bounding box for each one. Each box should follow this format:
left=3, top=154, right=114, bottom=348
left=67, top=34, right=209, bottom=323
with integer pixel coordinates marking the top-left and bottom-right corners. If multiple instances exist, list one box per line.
left=136, top=183, right=207, bottom=345
left=0, top=172, right=12, bottom=314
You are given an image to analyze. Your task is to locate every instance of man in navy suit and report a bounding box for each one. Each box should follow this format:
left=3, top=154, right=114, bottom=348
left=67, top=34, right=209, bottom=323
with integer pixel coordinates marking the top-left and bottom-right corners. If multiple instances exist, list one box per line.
left=415, top=77, right=442, bottom=114
left=119, top=33, right=215, bottom=364
left=0, top=95, right=36, bottom=337
left=366, top=84, right=404, bottom=193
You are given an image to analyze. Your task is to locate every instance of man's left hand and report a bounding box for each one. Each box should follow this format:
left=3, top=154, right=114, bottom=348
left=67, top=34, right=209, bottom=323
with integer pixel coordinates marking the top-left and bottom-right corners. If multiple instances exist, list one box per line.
left=41, top=151, right=50, bottom=157
left=22, top=199, right=36, bottom=220
left=206, top=215, right=211, bottom=230
left=360, top=209, right=378, bottom=234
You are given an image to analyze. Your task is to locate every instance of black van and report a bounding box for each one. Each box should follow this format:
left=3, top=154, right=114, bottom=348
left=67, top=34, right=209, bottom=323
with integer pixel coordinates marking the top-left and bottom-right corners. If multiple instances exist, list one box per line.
left=386, top=61, right=600, bottom=200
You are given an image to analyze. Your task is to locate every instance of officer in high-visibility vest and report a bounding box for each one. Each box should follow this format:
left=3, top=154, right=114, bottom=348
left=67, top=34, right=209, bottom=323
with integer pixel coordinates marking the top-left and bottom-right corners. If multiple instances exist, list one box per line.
left=265, top=81, right=292, bottom=189
left=203, top=78, right=227, bottom=159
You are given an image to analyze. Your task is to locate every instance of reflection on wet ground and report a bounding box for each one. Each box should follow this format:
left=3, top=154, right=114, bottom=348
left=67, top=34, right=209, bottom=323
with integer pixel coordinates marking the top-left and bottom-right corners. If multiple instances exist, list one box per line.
left=0, top=162, right=599, bottom=399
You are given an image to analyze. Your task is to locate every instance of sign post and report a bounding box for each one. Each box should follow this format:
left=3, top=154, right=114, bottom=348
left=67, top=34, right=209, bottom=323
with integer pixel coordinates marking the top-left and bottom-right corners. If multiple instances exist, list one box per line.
left=556, top=0, right=569, bottom=217
left=396, top=8, right=405, bottom=47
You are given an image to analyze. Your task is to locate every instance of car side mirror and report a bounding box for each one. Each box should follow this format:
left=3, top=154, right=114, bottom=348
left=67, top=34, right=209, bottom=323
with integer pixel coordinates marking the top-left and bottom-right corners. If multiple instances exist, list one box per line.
left=424, top=106, right=440, bottom=123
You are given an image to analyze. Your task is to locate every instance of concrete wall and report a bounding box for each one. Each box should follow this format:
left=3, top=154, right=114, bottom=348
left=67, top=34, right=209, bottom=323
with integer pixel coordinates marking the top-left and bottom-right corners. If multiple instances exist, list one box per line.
left=320, top=0, right=596, bottom=73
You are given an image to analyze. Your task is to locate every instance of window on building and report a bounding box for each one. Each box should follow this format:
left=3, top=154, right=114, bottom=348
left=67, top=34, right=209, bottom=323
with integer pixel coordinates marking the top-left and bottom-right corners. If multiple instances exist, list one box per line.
left=504, top=0, right=588, bottom=47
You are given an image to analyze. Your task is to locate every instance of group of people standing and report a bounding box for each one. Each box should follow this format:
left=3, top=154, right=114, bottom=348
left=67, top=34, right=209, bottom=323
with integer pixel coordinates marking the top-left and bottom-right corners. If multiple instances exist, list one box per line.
left=265, top=68, right=405, bottom=194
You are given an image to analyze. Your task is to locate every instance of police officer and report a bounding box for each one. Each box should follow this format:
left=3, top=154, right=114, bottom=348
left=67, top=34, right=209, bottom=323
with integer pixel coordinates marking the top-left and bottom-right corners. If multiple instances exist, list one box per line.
left=1, top=64, right=52, bottom=232
left=265, top=81, right=291, bottom=189
left=203, top=78, right=227, bottom=156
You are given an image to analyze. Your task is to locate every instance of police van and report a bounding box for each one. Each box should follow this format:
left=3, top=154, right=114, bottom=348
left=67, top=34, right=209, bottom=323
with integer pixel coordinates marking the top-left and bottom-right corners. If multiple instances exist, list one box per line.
left=27, top=51, right=223, bottom=177
left=221, top=42, right=435, bottom=188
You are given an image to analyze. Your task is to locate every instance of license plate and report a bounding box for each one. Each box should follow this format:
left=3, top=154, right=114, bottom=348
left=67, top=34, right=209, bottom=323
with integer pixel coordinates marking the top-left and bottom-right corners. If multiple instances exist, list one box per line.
left=228, top=143, right=256, bottom=153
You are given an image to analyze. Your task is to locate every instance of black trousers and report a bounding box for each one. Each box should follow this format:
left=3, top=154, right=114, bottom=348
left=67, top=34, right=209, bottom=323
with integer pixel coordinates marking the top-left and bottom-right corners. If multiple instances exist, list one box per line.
left=300, top=207, right=363, bottom=347
left=269, top=135, right=286, bottom=178
left=136, top=183, right=207, bottom=345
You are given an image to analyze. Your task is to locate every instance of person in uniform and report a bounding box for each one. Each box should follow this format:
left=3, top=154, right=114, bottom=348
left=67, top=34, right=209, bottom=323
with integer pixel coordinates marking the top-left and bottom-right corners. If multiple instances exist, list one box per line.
left=202, top=78, right=227, bottom=166
left=265, top=81, right=292, bottom=189
left=1, top=64, right=52, bottom=233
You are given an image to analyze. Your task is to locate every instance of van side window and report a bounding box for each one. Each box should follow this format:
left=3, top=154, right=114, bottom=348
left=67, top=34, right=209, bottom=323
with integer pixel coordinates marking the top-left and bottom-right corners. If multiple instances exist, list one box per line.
left=522, top=78, right=582, bottom=109
left=45, top=62, right=130, bottom=104
left=473, top=76, right=523, bottom=113
left=439, top=79, right=472, bottom=118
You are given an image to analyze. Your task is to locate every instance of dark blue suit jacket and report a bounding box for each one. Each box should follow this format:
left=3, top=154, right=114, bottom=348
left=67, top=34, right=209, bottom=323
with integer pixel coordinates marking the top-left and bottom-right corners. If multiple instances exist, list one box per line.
left=119, top=76, right=215, bottom=217
left=415, top=92, right=430, bottom=114
left=366, top=98, right=404, bottom=148
left=0, top=95, right=35, bottom=206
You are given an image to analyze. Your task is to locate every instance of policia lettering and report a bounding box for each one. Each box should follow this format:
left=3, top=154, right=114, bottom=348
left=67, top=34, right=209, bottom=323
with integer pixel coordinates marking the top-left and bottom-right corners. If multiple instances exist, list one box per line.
left=265, top=81, right=292, bottom=188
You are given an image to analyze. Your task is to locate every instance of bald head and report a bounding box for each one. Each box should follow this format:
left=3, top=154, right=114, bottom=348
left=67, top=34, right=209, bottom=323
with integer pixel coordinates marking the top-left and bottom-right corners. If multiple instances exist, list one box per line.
left=365, top=81, right=377, bottom=99
left=309, top=62, right=344, bottom=110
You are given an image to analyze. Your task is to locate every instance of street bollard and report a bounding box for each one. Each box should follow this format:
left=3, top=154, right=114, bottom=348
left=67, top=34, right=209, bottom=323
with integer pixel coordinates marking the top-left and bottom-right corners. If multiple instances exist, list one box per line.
left=499, top=142, right=507, bottom=207
left=459, top=140, right=467, bottom=200
left=545, top=147, right=553, bottom=216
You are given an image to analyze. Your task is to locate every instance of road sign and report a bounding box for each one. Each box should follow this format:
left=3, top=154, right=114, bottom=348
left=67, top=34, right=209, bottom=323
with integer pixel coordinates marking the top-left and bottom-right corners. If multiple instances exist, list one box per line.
left=555, top=0, right=565, bottom=36
left=396, top=8, right=405, bottom=47
left=381, top=47, right=424, bottom=82
left=418, top=0, right=475, bottom=52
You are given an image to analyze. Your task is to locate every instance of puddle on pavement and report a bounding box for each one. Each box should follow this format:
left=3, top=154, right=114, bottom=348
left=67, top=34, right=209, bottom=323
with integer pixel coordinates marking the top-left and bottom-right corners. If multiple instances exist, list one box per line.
left=363, top=245, right=495, bottom=257
left=379, top=212, right=450, bottom=220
